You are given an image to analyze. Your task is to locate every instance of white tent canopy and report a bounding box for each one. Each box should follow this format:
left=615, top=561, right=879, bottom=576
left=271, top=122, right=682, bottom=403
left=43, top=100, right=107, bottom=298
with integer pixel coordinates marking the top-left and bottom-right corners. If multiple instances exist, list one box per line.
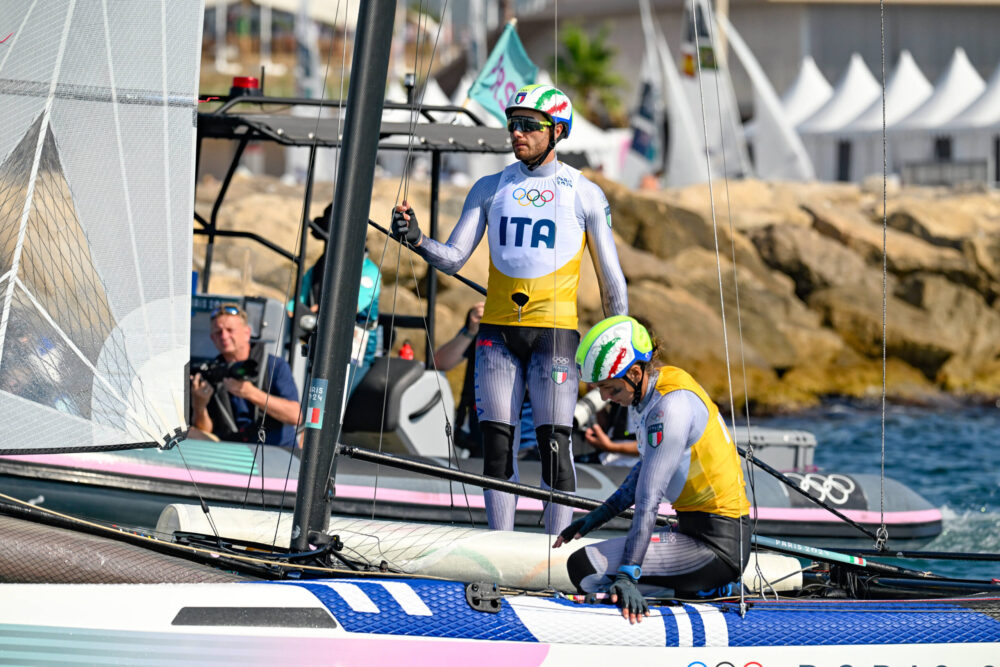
left=894, top=48, right=985, bottom=131
left=837, top=50, right=934, bottom=183
left=842, top=50, right=933, bottom=134
left=891, top=48, right=987, bottom=177
left=798, top=53, right=880, bottom=134
left=941, top=62, right=1000, bottom=185
left=781, top=56, right=834, bottom=127
left=940, top=60, right=1000, bottom=131
left=798, top=53, right=881, bottom=180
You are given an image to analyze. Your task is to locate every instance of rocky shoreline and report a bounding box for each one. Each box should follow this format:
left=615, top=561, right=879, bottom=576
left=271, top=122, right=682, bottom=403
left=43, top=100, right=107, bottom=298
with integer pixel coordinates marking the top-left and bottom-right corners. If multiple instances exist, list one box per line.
left=195, top=172, right=1000, bottom=415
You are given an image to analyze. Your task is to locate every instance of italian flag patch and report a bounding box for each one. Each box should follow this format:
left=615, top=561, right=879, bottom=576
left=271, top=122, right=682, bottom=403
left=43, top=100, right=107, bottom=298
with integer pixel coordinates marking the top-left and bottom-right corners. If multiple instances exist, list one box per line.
left=647, top=423, right=663, bottom=448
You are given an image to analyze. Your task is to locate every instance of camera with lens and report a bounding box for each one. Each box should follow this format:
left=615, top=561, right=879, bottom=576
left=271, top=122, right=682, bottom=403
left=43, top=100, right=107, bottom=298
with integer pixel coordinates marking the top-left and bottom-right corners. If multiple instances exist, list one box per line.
left=573, top=388, right=608, bottom=431
left=193, top=358, right=260, bottom=385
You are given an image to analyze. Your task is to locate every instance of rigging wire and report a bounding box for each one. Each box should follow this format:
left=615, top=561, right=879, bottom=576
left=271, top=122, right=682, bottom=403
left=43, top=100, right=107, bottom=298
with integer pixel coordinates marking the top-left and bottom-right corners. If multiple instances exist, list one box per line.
left=357, top=0, right=477, bottom=526
left=701, top=5, right=776, bottom=613
left=688, top=1, right=756, bottom=616
left=545, top=0, right=561, bottom=590
left=876, top=0, right=890, bottom=554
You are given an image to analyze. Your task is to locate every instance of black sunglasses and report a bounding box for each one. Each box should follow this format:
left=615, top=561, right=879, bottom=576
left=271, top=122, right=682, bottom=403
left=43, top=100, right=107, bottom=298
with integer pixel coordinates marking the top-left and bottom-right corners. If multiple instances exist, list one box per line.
left=507, top=117, right=553, bottom=134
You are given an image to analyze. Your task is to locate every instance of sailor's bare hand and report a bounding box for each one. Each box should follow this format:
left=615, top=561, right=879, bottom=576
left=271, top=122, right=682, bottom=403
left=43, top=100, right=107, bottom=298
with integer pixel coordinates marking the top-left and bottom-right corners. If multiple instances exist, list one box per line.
left=552, top=532, right=581, bottom=548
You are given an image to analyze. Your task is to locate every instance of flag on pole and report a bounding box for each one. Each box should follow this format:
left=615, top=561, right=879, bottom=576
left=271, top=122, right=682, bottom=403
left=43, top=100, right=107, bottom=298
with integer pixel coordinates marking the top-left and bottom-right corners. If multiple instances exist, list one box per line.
left=467, top=21, right=538, bottom=124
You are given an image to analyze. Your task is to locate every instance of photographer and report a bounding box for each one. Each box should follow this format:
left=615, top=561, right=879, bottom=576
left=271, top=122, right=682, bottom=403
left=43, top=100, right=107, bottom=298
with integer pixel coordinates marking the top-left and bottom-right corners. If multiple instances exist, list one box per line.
left=190, top=303, right=300, bottom=448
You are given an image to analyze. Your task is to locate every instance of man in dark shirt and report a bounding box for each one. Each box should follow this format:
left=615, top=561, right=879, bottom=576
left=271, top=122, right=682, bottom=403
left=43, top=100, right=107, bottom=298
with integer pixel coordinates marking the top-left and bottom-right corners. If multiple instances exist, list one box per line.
left=190, top=303, right=300, bottom=447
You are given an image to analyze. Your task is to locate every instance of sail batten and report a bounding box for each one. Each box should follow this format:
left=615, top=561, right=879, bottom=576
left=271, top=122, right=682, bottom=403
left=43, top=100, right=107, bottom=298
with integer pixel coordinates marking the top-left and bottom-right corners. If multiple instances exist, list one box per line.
left=0, top=0, right=202, bottom=453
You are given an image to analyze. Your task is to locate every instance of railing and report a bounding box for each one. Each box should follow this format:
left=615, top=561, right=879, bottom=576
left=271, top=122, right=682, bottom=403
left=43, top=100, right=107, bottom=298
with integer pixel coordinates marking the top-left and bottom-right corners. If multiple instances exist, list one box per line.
left=901, top=159, right=990, bottom=187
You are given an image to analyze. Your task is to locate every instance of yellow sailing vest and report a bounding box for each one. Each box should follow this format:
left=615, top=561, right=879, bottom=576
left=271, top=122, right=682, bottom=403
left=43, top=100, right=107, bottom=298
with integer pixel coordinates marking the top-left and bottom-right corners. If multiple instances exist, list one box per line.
left=653, top=367, right=750, bottom=518
left=481, top=162, right=586, bottom=329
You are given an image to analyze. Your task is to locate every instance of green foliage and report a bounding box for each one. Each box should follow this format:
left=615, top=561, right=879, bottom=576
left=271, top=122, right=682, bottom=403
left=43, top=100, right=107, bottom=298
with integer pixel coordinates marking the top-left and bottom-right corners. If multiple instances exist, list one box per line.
left=552, top=23, right=626, bottom=127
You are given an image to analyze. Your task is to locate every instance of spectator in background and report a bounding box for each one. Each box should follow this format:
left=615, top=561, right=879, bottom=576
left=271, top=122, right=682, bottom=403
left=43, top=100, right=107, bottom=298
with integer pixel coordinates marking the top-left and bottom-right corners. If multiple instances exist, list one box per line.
left=575, top=385, right=639, bottom=466
left=433, top=301, right=484, bottom=455
left=291, top=203, right=381, bottom=398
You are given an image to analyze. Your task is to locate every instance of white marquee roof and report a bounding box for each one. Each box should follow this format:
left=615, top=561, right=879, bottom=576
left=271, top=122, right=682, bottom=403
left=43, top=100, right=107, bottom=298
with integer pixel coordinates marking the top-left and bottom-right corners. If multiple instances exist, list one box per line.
left=841, top=50, right=933, bottom=134
left=940, top=61, right=1000, bottom=130
left=798, top=53, right=880, bottom=134
left=894, top=48, right=986, bottom=130
left=781, top=55, right=834, bottom=127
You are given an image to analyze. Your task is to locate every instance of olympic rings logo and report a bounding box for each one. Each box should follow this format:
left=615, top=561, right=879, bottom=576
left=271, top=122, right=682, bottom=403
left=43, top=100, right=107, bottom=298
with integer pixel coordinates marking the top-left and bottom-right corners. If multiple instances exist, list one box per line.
left=512, top=187, right=554, bottom=207
left=785, top=473, right=857, bottom=505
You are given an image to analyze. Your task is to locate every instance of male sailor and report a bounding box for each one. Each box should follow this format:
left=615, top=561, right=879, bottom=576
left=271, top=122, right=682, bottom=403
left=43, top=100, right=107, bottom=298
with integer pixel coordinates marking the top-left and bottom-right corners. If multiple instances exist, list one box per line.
left=391, top=84, right=629, bottom=534
left=554, top=316, right=751, bottom=624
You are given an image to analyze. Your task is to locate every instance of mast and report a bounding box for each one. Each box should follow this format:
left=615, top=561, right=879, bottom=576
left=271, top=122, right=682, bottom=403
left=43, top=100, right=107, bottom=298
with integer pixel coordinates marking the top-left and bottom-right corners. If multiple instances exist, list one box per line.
left=292, top=0, right=396, bottom=552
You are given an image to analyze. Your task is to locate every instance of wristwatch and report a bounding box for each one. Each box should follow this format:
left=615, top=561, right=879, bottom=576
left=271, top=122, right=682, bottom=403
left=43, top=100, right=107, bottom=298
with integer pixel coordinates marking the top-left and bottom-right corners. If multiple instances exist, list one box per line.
left=617, top=564, right=642, bottom=582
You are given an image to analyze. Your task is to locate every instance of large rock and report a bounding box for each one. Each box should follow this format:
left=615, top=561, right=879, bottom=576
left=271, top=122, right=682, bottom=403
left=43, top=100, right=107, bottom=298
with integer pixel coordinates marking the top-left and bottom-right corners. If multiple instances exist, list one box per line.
left=808, top=286, right=952, bottom=379
left=626, top=279, right=796, bottom=413
left=779, top=353, right=941, bottom=405
left=884, top=194, right=1000, bottom=298
left=806, top=204, right=974, bottom=282
left=749, top=223, right=888, bottom=300
left=592, top=173, right=787, bottom=293
left=661, top=248, right=843, bottom=370
left=895, top=274, right=1000, bottom=388
left=886, top=194, right=1000, bottom=249
left=669, top=179, right=814, bottom=232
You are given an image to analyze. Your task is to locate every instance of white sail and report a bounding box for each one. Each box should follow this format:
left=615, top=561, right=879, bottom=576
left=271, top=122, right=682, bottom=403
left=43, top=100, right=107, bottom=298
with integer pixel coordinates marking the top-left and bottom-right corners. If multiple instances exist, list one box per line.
left=719, top=16, right=813, bottom=181
left=0, top=0, right=201, bottom=451
left=620, top=0, right=669, bottom=188
left=679, top=0, right=751, bottom=179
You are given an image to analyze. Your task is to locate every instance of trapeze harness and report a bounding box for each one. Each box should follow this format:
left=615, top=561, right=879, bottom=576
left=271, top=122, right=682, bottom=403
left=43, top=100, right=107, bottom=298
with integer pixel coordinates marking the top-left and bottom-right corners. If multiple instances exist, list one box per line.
left=415, top=160, right=628, bottom=532
left=567, top=367, right=752, bottom=596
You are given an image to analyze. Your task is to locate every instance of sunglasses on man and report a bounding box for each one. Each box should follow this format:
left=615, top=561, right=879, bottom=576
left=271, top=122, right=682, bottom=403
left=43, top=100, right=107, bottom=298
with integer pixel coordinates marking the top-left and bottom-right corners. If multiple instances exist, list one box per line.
left=210, top=304, right=246, bottom=320
left=507, top=116, right=553, bottom=134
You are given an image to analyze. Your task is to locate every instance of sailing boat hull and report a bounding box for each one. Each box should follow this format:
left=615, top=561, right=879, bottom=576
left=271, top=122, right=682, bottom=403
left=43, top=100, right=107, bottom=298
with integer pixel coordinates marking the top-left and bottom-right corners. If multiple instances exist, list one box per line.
left=0, top=441, right=943, bottom=546
left=2, top=580, right=998, bottom=664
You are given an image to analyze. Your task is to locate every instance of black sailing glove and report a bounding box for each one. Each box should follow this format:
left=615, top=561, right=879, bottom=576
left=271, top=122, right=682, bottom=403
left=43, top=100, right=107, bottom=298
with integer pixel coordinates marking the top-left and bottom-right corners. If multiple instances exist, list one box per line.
left=557, top=503, right=616, bottom=543
left=609, top=572, right=648, bottom=622
left=390, top=207, right=422, bottom=246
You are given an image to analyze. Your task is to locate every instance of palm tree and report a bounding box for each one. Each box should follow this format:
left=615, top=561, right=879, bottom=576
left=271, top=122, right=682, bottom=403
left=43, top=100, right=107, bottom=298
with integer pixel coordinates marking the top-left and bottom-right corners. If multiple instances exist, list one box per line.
left=552, top=23, right=626, bottom=127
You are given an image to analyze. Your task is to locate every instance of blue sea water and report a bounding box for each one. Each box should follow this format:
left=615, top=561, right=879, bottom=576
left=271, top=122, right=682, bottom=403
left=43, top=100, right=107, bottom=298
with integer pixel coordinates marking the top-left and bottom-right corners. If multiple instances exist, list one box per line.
left=756, top=403, right=1000, bottom=582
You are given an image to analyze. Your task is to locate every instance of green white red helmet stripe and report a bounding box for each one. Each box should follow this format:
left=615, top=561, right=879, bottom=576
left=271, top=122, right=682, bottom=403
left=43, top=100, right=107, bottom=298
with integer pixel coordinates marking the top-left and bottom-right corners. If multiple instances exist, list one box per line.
left=576, top=316, right=654, bottom=382
left=505, top=84, right=573, bottom=139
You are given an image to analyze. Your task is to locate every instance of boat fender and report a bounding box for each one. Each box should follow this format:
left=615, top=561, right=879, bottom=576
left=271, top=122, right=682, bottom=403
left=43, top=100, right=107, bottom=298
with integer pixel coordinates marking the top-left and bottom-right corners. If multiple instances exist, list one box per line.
left=465, top=581, right=503, bottom=614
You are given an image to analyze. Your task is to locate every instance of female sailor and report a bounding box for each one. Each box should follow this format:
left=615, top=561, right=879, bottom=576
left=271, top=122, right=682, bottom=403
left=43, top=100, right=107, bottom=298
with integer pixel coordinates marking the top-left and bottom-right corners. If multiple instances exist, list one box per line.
left=554, top=316, right=751, bottom=623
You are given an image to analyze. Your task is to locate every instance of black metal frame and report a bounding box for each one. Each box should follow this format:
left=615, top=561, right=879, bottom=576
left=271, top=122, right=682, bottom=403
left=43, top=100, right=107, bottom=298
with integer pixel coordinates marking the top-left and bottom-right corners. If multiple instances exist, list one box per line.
left=193, top=90, right=508, bottom=373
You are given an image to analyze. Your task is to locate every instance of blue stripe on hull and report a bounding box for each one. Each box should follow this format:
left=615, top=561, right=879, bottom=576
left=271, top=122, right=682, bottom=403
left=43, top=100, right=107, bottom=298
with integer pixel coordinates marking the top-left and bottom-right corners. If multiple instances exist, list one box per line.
left=726, top=600, right=1000, bottom=646
left=277, top=579, right=536, bottom=643
left=269, top=579, right=1000, bottom=647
